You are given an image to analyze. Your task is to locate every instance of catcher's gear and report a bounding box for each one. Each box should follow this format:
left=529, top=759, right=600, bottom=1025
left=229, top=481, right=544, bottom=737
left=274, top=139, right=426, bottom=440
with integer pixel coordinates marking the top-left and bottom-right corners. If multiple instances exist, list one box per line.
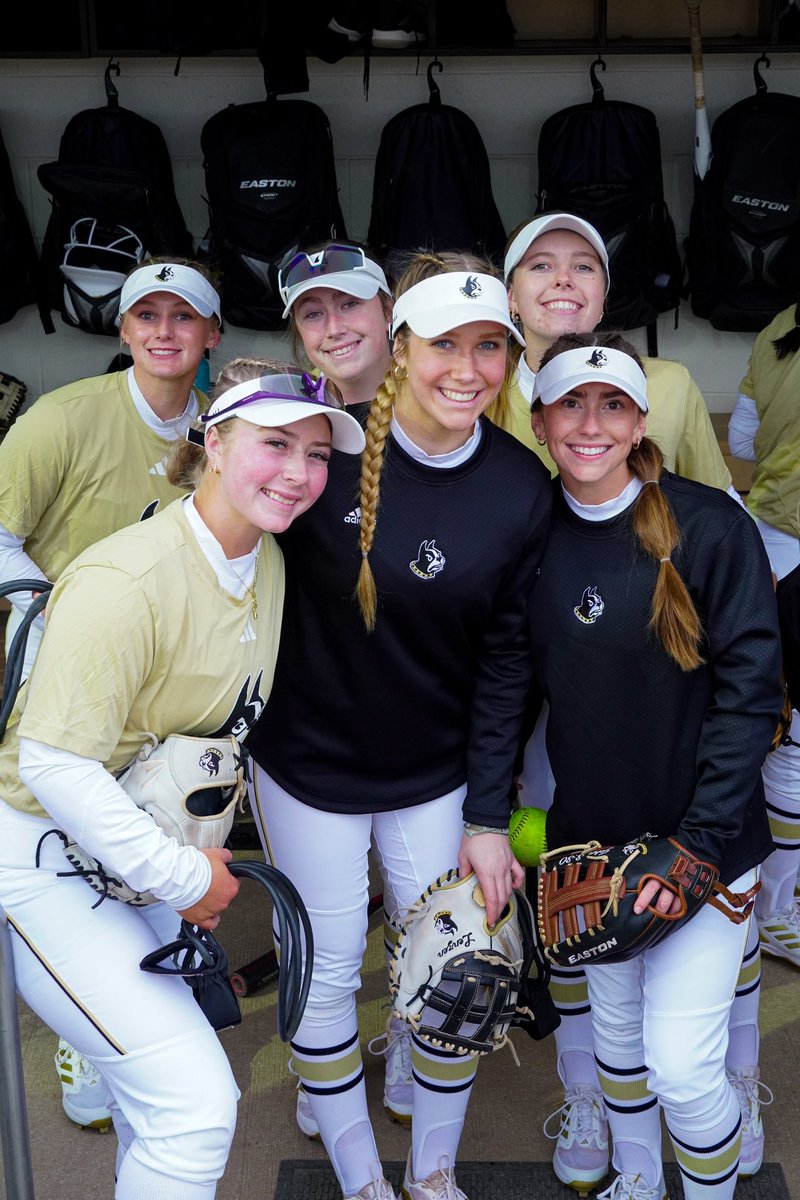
left=389, top=869, right=533, bottom=1056
left=47, top=733, right=247, bottom=906
left=0, top=371, right=26, bottom=432
left=538, top=832, right=759, bottom=968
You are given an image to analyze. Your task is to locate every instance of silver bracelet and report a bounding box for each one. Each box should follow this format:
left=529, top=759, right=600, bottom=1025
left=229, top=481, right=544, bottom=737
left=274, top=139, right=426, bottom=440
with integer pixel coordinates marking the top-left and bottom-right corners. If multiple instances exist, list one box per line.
left=463, top=822, right=510, bottom=837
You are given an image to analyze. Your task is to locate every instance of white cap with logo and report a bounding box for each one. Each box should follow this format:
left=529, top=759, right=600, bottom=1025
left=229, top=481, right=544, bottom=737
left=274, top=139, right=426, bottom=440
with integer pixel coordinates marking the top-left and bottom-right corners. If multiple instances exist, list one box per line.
left=533, top=346, right=649, bottom=413
left=391, top=272, right=524, bottom=345
left=119, top=263, right=222, bottom=321
left=503, top=213, right=610, bottom=289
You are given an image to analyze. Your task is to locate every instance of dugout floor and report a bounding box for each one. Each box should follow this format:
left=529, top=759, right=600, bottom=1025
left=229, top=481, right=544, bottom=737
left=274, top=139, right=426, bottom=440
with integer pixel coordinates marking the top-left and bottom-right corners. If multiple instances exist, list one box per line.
left=0, top=873, right=798, bottom=1200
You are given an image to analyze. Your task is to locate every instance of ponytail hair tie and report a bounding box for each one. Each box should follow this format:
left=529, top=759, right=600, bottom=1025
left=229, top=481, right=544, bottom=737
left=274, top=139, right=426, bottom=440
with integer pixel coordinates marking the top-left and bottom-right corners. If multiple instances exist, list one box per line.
left=642, top=478, right=660, bottom=485
left=660, top=556, right=671, bottom=563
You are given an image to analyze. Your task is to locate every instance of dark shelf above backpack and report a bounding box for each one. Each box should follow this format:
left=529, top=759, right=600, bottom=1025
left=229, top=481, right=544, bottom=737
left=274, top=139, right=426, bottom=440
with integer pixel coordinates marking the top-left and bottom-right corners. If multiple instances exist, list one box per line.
left=1, top=0, right=798, bottom=60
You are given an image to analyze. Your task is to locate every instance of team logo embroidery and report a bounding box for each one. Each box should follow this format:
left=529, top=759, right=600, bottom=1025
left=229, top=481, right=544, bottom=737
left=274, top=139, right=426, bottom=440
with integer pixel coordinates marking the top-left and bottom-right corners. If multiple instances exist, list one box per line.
left=460, top=275, right=482, bottom=299
left=574, top=585, right=604, bottom=624
left=410, top=539, right=446, bottom=579
left=434, top=910, right=458, bottom=935
left=208, top=670, right=266, bottom=740
left=155, top=265, right=174, bottom=283
left=586, top=349, right=608, bottom=369
left=198, top=747, right=223, bottom=777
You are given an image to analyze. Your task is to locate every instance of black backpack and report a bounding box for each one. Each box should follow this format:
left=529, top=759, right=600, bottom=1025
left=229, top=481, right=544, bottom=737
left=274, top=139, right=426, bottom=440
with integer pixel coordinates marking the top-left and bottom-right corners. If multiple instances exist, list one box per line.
left=686, top=61, right=800, bottom=333
left=37, top=64, right=192, bottom=336
left=0, top=121, right=45, bottom=328
left=367, top=65, right=506, bottom=284
left=199, top=97, right=347, bottom=331
left=536, top=63, right=682, bottom=349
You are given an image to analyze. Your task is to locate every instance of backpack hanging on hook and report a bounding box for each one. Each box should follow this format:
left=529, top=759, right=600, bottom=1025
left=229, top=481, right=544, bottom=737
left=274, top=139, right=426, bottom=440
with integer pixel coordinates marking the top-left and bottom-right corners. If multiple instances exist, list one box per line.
left=37, top=60, right=193, bottom=335
left=686, top=54, right=800, bottom=332
left=367, top=60, right=506, bottom=285
left=536, top=58, right=682, bottom=352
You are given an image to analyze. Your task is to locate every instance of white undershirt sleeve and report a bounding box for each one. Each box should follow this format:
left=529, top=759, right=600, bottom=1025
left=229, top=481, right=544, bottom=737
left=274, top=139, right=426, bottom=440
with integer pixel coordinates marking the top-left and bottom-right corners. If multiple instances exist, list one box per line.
left=19, top=737, right=212, bottom=911
left=727, top=393, right=759, bottom=461
left=0, top=521, right=49, bottom=619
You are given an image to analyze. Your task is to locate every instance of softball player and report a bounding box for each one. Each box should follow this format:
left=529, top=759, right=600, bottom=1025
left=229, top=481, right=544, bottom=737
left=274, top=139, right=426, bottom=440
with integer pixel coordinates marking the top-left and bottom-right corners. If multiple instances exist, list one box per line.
left=0, top=362, right=364, bottom=1200
left=280, top=241, right=419, bottom=1128
left=724, top=304, right=800, bottom=1170
left=281, top=241, right=393, bottom=407
left=246, top=254, right=553, bottom=1200
left=502, top=213, right=745, bottom=1190
left=528, top=333, right=782, bottom=1200
left=0, top=256, right=222, bottom=1128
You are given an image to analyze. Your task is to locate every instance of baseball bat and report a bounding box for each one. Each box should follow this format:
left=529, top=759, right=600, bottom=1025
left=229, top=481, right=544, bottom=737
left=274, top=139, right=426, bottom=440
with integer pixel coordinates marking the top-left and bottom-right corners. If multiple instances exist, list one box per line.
left=685, top=0, right=712, bottom=181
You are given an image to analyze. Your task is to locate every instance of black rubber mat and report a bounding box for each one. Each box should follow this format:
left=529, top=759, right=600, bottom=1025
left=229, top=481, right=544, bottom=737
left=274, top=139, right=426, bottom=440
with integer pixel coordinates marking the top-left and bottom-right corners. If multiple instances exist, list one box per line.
left=274, top=1160, right=790, bottom=1199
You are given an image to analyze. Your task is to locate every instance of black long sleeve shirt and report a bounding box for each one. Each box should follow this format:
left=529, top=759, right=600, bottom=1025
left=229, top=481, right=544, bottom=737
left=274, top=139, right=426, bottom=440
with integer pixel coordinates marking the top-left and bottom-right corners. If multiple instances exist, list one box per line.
left=528, top=474, right=783, bottom=884
left=247, top=418, right=552, bottom=825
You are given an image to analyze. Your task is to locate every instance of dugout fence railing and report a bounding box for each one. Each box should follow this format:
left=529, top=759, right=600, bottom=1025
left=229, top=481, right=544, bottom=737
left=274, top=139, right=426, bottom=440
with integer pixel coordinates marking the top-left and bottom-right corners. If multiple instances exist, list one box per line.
left=0, top=903, right=36, bottom=1200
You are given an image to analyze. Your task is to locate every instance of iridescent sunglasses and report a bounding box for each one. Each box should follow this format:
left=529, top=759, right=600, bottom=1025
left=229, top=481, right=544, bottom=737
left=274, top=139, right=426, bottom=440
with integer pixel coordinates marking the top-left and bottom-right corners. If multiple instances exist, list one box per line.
left=278, top=244, right=367, bottom=305
left=188, top=372, right=343, bottom=443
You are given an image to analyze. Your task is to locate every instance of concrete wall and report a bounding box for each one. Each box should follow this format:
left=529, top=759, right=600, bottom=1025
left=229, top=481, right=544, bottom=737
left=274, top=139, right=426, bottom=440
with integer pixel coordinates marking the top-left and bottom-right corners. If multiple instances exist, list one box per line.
left=1, top=49, right=799, bottom=411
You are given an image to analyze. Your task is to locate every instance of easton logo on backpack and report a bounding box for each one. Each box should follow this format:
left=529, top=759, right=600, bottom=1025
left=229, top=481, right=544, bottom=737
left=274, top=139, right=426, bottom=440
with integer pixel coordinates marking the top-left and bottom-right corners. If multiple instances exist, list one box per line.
left=199, top=98, right=347, bottom=331
left=536, top=64, right=682, bottom=342
left=686, top=73, right=800, bottom=333
left=37, top=70, right=192, bottom=336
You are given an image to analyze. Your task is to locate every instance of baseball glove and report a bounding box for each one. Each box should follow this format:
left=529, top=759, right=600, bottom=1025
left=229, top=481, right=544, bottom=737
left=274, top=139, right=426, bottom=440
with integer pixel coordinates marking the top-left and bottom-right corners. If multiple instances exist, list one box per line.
left=389, top=869, right=533, bottom=1057
left=53, top=733, right=247, bottom=906
left=537, top=832, right=759, bottom=968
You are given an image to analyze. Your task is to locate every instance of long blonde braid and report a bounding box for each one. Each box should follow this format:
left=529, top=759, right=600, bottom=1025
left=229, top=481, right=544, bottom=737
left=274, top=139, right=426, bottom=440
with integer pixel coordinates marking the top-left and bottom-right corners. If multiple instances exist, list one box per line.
left=355, top=372, right=396, bottom=630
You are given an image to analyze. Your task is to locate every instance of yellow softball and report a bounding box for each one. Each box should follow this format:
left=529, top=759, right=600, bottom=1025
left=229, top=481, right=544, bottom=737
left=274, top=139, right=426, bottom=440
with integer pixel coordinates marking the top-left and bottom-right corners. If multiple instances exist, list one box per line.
left=508, top=806, right=548, bottom=867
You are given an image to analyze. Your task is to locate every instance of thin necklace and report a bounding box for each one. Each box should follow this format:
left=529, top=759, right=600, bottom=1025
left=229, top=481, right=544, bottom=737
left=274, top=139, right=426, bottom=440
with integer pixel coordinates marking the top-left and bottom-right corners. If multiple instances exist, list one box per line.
left=231, top=548, right=259, bottom=620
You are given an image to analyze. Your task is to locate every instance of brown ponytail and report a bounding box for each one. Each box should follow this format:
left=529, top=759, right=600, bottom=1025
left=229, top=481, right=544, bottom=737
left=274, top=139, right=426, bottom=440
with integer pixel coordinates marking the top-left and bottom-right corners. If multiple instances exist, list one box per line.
left=772, top=301, right=800, bottom=360
left=628, top=439, right=704, bottom=671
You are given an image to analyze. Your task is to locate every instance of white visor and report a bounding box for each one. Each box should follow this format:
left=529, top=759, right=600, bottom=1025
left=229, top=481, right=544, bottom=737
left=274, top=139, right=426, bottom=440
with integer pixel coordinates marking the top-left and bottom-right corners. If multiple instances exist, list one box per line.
left=201, top=373, right=365, bottom=454
left=119, top=264, right=222, bottom=321
left=533, top=347, right=649, bottom=413
left=280, top=256, right=391, bottom=318
left=391, top=273, right=524, bottom=346
left=503, top=213, right=610, bottom=288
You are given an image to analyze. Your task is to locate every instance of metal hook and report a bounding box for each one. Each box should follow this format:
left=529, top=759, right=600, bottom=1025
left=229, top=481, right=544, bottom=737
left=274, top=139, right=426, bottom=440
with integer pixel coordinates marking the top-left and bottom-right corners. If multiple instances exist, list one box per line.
left=754, top=52, right=770, bottom=93
left=426, top=56, right=443, bottom=108
left=590, top=55, right=606, bottom=101
left=104, top=57, right=120, bottom=108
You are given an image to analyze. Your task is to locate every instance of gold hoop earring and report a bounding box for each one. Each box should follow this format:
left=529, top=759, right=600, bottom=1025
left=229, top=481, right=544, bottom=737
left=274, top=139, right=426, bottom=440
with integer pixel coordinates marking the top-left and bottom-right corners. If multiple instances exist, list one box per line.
left=535, top=435, right=547, bottom=447
left=632, top=439, right=641, bottom=450
left=393, top=364, right=408, bottom=383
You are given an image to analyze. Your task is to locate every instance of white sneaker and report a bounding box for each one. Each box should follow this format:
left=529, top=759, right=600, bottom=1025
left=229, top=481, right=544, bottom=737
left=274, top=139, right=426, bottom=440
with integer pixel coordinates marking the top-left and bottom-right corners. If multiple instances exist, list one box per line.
left=345, top=1175, right=399, bottom=1200
left=544, top=1084, right=609, bottom=1189
left=401, top=1152, right=467, bottom=1200
left=598, top=1173, right=667, bottom=1200
left=54, top=1039, right=113, bottom=1131
left=727, top=1067, right=773, bottom=1177
left=758, top=899, right=800, bottom=965
left=368, top=1013, right=413, bottom=1124
left=295, top=1084, right=321, bottom=1140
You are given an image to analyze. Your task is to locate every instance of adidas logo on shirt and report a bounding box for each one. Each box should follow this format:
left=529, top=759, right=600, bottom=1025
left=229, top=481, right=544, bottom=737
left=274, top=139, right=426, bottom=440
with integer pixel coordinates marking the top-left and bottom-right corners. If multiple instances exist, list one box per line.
left=149, top=460, right=168, bottom=476
left=344, top=507, right=361, bottom=524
